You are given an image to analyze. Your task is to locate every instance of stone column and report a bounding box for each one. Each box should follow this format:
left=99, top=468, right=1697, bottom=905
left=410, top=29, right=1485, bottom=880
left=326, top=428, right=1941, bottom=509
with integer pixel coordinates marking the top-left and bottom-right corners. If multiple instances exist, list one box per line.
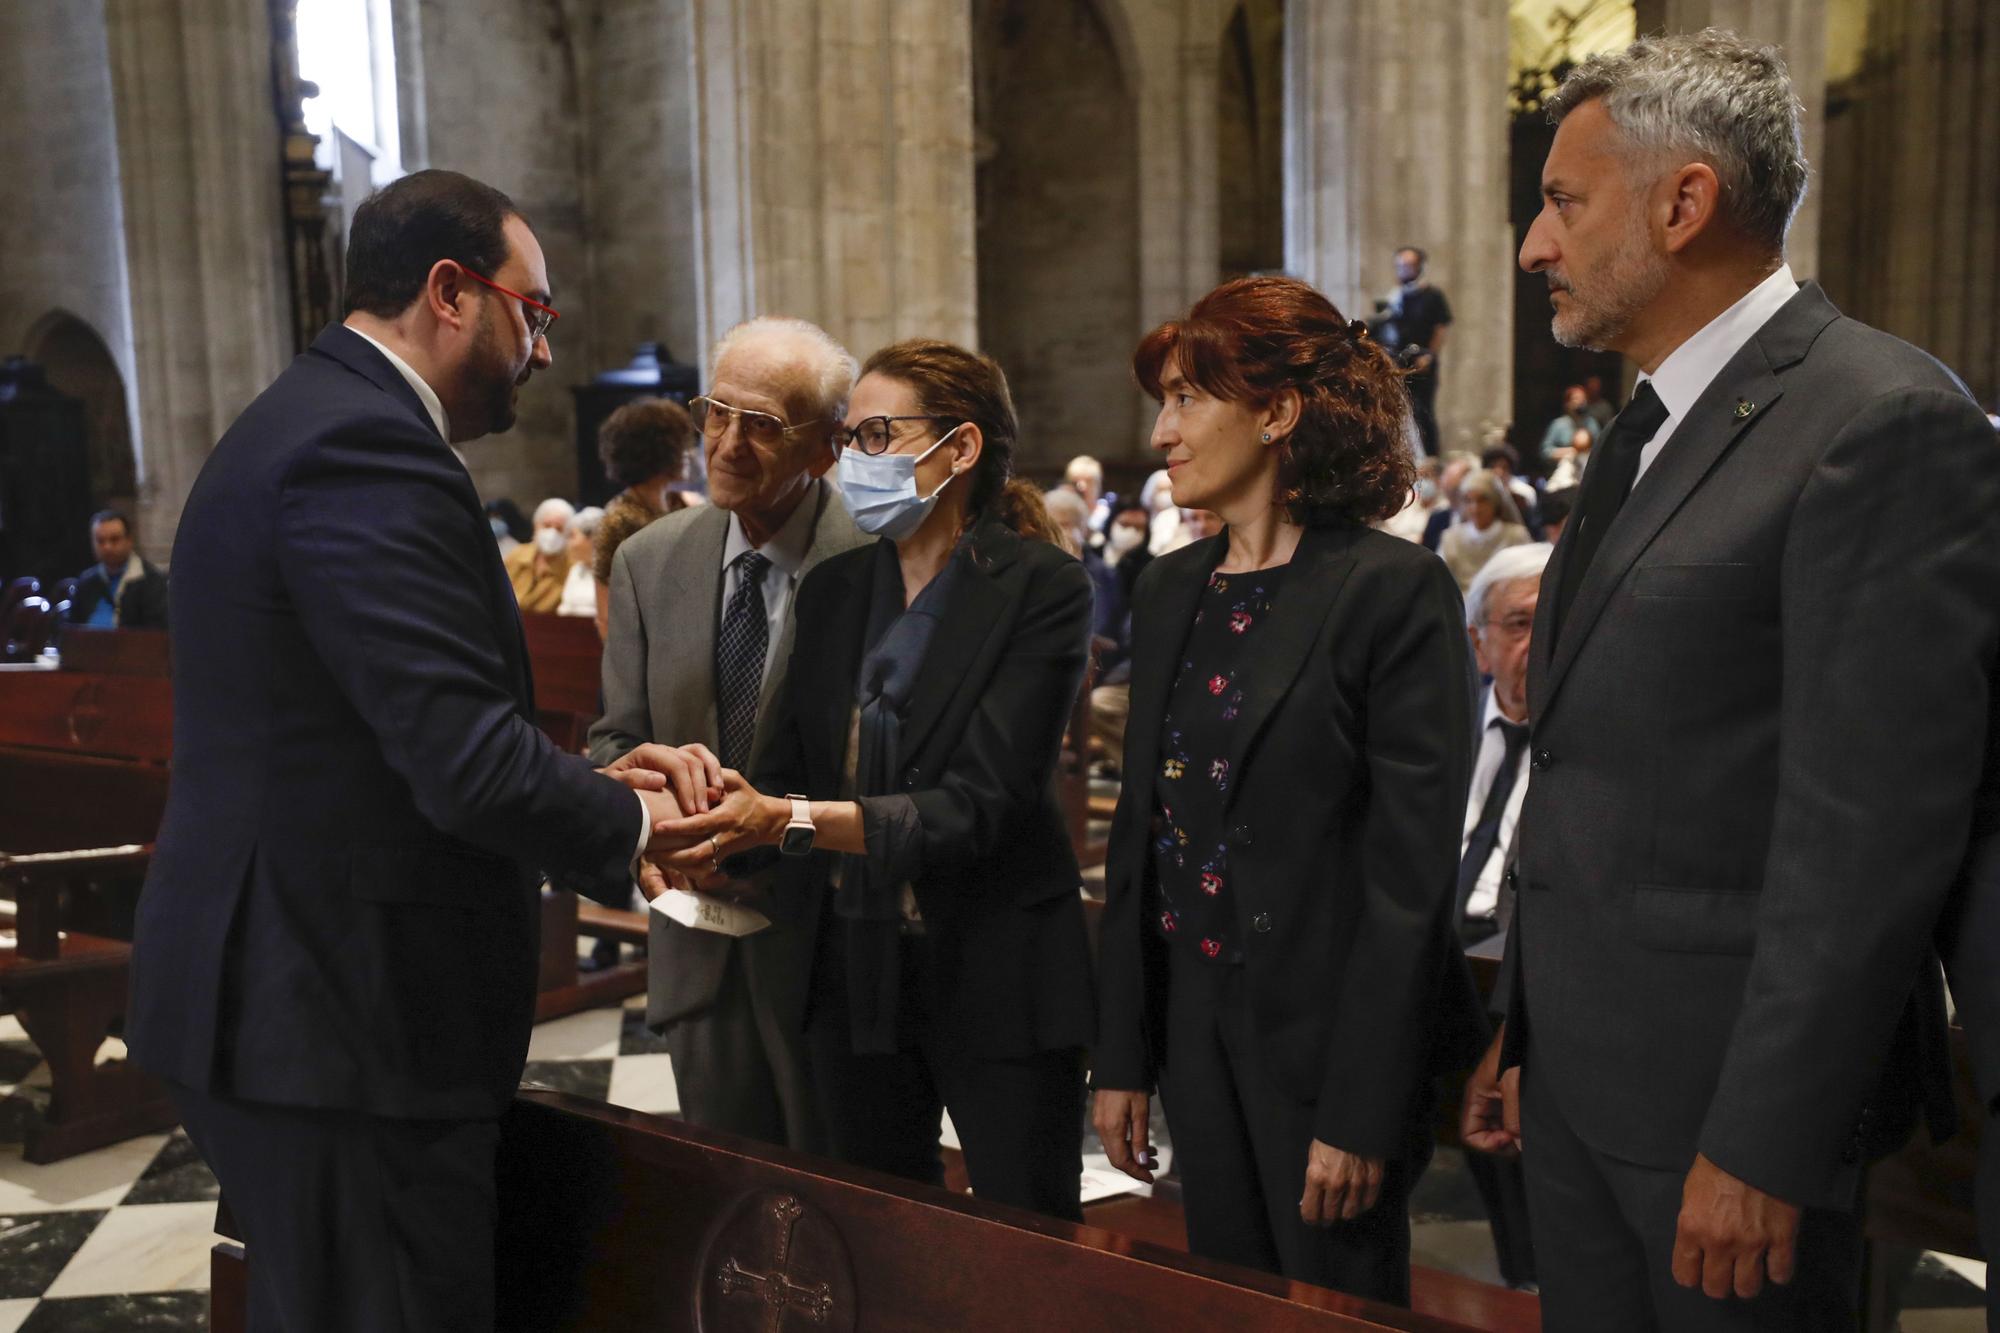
left=0, top=0, right=141, bottom=472
left=1635, top=0, right=1829, bottom=279
left=1131, top=0, right=1227, bottom=329
left=1818, top=0, right=2000, bottom=409
left=1284, top=0, right=1513, bottom=454
left=687, top=0, right=977, bottom=366
left=104, top=0, right=292, bottom=551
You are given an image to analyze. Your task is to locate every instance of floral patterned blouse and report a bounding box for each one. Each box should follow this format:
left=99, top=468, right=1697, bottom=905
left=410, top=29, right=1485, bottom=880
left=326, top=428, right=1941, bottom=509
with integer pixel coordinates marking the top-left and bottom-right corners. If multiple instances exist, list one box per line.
left=1150, top=565, right=1290, bottom=963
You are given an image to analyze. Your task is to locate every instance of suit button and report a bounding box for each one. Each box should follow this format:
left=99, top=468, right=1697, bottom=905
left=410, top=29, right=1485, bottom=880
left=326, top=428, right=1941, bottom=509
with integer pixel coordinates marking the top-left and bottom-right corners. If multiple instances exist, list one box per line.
left=1531, top=749, right=1552, bottom=772
left=1252, top=913, right=1272, bottom=932
left=903, top=768, right=920, bottom=789
left=1229, top=824, right=1253, bottom=847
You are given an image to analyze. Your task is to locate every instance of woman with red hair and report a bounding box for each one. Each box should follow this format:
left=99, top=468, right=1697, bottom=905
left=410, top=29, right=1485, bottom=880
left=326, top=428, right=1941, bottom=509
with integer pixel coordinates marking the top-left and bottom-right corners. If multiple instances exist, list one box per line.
left=1091, top=276, right=1488, bottom=1301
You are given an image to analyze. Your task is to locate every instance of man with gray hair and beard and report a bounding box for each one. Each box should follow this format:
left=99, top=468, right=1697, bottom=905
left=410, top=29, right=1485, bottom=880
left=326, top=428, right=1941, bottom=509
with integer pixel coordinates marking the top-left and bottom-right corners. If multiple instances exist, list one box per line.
left=590, top=316, right=869, bottom=1152
left=1458, top=29, right=2000, bottom=1330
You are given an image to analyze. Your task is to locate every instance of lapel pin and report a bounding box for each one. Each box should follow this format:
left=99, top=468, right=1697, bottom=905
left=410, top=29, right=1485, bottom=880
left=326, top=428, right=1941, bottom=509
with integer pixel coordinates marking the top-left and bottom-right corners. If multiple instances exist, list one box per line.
left=1734, top=399, right=1755, bottom=419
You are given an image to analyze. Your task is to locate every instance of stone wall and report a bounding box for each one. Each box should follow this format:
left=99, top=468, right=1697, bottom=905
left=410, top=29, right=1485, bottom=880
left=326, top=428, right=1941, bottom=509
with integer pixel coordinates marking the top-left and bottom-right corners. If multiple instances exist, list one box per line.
left=974, top=0, right=1141, bottom=472
left=1820, top=0, right=1999, bottom=409
left=0, top=0, right=141, bottom=503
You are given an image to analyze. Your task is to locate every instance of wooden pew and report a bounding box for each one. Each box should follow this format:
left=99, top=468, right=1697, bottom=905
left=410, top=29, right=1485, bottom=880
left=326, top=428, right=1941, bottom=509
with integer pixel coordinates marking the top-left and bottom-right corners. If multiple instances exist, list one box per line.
left=210, top=1090, right=1534, bottom=1333
left=520, top=611, right=603, bottom=719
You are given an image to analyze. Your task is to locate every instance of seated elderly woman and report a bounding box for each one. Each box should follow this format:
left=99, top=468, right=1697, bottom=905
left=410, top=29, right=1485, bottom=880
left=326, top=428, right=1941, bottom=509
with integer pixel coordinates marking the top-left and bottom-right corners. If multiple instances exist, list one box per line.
left=651, top=338, right=1097, bottom=1222
left=1439, top=468, right=1531, bottom=593
left=555, top=506, right=604, bottom=618
left=1091, top=275, right=1487, bottom=1305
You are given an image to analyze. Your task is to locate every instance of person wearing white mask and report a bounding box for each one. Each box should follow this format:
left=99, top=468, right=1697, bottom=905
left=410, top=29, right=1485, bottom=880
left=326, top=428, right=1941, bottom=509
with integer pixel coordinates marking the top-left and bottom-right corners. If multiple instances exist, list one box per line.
left=504, top=495, right=574, bottom=612
left=652, top=337, right=1097, bottom=1222
left=556, top=506, right=605, bottom=617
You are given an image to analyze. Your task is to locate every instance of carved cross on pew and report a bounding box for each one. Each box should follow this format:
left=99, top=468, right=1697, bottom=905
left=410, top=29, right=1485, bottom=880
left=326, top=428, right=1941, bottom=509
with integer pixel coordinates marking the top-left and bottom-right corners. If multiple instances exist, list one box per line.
left=714, top=1194, right=836, bottom=1330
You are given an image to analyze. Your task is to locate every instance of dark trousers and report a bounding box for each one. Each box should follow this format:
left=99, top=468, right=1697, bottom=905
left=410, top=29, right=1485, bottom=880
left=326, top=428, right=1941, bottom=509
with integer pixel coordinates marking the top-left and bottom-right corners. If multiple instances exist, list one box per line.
left=806, top=932, right=1085, bottom=1222
left=664, top=940, right=825, bottom=1154
left=1465, top=1147, right=1537, bottom=1287
left=1407, top=368, right=1441, bottom=457
left=1522, top=1067, right=1861, bottom=1332
left=1981, top=1104, right=2000, bottom=1332
left=1155, top=946, right=1424, bottom=1304
left=172, top=1081, right=499, bottom=1333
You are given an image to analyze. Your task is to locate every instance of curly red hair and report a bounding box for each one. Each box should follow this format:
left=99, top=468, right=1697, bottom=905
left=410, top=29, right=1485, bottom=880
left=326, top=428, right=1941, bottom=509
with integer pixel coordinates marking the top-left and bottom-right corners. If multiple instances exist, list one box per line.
left=1133, top=276, right=1415, bottom=526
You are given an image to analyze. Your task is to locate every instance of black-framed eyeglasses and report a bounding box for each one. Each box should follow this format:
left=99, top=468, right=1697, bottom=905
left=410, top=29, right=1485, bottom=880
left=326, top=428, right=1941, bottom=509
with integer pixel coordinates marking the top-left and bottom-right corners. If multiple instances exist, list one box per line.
left=831, top=415, right=959, bottom=456
left=689, top=396, right=825, bottom=448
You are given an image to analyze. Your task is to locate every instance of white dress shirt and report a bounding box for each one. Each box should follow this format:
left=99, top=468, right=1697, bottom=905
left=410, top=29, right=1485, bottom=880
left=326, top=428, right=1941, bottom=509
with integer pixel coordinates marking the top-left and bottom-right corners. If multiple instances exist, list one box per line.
left=1630, top=264, right=1799, bottom=488
left=347, top=326, right=451, bottom=442
left=721, top=488, right=819, bottom=689
left=1460, top=693, right=1532, bottom=921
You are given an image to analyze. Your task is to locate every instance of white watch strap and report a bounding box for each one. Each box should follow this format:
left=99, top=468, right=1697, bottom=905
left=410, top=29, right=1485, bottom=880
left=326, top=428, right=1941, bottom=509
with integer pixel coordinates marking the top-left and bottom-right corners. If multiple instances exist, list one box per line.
left=789, top=795, right=812, bottom=828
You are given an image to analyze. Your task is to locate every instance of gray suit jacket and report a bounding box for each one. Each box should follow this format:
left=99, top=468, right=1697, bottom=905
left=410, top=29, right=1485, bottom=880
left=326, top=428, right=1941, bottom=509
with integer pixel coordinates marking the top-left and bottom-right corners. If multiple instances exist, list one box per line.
left=587, top=479, right=870, bottom=1029
left=1497, top=284, right=2000, bottom=1209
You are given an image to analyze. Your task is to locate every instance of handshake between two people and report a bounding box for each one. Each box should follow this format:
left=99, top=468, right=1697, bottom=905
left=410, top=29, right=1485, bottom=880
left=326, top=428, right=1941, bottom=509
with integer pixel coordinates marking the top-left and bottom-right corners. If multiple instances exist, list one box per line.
left=596, top=743, right=792, bottom=899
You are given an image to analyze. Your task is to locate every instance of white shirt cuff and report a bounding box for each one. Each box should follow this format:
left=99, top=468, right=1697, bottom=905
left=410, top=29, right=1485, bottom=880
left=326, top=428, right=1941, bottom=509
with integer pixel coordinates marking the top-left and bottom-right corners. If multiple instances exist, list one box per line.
left=630, top=791, right=651, bottom=881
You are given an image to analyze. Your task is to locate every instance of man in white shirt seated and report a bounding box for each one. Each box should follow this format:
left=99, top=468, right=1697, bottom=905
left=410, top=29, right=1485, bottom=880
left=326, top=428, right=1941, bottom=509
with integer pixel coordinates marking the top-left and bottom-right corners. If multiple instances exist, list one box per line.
left=1457, top=540, right=1553, bottom=1291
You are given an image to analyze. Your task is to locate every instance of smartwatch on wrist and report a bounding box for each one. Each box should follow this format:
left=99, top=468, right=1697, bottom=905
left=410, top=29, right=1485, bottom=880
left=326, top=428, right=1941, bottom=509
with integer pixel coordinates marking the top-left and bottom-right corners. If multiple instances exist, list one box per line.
left=779, top=795, right=815, bottom=857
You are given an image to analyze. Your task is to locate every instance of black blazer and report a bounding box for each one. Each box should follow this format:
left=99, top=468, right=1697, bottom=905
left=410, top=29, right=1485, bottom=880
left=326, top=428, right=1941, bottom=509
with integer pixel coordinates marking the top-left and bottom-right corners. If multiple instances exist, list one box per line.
left=754, top=516, right=1096, bottom=1059
left=1094, top=522, right=1488, bottom=1159
left=1498, top=284, right=1999, bottom=1209
left=128, top=325, right=639, bottom=1121
left=66, top=555, right=170, bottom=628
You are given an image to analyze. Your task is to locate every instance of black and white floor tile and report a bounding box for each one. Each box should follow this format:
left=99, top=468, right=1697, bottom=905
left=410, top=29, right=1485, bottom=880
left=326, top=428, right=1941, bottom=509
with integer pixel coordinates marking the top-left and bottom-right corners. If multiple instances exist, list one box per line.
left=0, top=994, right=1985, bottom=1330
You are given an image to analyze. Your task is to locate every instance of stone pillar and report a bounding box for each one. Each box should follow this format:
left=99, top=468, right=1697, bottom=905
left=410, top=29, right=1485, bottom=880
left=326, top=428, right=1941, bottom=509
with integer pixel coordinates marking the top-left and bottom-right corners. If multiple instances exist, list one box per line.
left=1818, top=0, right=2000, bottom=409
left=1132, top=0, right=1227, bottom=329
left=104, top=0, right=292, bottom=551
left=687, top=0, right=977, bottom=366
left=1635, top=0, right=1829, bottom=279
left=0, top=0, right=141, bottom=477
left=1284, top=0, right=1513, bottom=454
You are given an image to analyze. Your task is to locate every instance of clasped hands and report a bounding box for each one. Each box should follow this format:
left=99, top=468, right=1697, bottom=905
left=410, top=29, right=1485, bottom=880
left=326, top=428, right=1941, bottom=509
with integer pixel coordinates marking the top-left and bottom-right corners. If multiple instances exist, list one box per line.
left=596, top=744, right=787, bottom=898
left=1458, top=1025, right=1802, bottom=1301
left=1090, top=1090, right=1385, bottom=1225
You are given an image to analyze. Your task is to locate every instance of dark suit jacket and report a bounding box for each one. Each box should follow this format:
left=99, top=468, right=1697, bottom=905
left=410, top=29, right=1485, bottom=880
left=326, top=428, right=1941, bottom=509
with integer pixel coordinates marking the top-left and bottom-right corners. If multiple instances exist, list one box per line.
left=1094, top=522, right=1488, bottom=1159
left=753, top=516, right=1096, bottom=1058
left=66, top=554, right=170, bottom=628
left=1498, top=284, right=2000, bottom=1209
left=127, top=325, right=640, bottom=1122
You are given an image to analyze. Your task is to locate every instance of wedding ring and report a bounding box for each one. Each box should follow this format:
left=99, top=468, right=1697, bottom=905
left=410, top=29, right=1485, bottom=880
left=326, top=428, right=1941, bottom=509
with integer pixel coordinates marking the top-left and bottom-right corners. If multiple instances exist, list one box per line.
left=708, top=837, right=720, bottom=871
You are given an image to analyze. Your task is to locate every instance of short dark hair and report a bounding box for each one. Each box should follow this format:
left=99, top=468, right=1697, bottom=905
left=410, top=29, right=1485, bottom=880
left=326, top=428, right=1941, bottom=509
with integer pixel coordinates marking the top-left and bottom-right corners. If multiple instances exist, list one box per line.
left=342, top=170, right=525, bottom=319
left=90, top=508, right=132, bottom=537
left=1540, top=486, right=1578, bottom=528
left=1134, top=276, right=1414, bottom=528
left=597, top=398, right=695, bottom=490
left=1481, top=444, right=1522, bottom=473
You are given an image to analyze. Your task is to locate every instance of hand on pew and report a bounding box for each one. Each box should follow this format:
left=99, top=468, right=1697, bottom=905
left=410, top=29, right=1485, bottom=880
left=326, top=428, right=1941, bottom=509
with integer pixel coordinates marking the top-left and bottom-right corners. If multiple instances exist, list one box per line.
left=1301, top=1141, right=1385, bottom=1225
left=1460, top=1025, right=1522, bottom=1158
left=1092, top=1089, right=1159, bottom=1184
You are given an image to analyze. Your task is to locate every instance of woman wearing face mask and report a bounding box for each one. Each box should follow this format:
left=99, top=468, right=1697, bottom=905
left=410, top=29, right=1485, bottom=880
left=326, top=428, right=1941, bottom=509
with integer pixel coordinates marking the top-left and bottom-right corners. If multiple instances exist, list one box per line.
left=652, top=338, right=1097, bottom=1221
left=1091, top=276, right=1486, bottom=1304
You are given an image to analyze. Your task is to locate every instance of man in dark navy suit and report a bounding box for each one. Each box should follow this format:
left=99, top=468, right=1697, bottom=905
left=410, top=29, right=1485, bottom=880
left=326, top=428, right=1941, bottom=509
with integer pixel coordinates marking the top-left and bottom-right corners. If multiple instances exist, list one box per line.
left=127, top=170, right=711, bottom=1332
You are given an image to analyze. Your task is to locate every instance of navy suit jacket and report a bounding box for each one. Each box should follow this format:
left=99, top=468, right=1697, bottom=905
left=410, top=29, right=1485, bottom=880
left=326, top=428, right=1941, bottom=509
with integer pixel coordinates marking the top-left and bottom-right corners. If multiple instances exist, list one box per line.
left=128, top=325, right=638, bottom=1121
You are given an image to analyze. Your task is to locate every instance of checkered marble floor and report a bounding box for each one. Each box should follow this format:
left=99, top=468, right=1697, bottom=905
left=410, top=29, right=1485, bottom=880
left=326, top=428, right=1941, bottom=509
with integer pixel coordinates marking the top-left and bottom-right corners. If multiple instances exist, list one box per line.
left=0, top=994, right=1987, bottom=1330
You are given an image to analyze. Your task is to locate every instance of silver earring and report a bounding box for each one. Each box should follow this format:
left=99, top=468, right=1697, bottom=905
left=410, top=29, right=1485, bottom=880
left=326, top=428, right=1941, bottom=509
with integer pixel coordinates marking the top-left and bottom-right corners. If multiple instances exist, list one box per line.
left=1261, top=432, right=1271, bottom=442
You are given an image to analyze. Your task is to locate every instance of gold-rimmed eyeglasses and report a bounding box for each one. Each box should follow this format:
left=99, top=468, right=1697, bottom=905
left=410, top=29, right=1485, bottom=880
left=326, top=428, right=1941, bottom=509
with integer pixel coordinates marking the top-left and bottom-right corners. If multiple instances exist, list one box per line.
left=689, top=396, right=825, bottom=448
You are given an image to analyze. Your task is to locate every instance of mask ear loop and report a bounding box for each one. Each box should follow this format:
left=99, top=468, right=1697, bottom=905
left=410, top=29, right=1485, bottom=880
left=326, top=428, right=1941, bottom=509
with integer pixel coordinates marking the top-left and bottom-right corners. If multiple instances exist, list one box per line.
left=916, top=423, right=968, bottom=501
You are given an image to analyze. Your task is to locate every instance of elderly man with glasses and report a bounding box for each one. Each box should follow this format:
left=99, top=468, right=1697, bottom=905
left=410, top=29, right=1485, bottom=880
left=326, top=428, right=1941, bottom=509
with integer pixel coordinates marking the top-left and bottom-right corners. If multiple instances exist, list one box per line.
left=589, top=316, right=869, bottom=1153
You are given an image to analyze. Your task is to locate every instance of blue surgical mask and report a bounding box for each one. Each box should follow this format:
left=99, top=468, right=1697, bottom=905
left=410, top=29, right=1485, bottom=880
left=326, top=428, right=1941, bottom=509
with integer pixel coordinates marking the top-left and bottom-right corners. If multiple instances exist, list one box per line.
left=836, top=425, right=965, bottom=540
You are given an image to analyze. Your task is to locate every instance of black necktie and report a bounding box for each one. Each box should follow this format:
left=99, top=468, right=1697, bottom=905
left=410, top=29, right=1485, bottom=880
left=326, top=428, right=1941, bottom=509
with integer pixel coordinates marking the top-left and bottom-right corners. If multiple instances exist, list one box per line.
left=1552, top=381, right=1670, bottom=641
left=715, top=550, right=771, bottom=770
left=1458, top=719, right=1530, bottom=928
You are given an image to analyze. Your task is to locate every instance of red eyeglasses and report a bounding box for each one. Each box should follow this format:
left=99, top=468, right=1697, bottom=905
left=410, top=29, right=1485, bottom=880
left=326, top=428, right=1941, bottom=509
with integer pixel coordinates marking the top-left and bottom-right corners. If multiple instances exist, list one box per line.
left=457, top=264, right=560, bottom=342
